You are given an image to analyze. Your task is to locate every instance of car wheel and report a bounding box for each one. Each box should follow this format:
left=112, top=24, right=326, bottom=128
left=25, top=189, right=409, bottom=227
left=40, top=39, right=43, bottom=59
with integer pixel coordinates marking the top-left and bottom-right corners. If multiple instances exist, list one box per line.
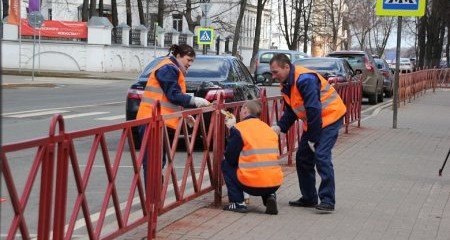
left=262, top=73, right=273, bottom=86
left=385, top=90, right=392, bottom=98
left=377, top=87, right=384, bottom=103
left=368, top=93, right=378, bottom=105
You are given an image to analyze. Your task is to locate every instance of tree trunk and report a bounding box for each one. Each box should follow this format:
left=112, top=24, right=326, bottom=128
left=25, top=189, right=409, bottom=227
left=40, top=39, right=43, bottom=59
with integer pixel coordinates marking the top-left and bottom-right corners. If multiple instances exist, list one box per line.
left=232, top=0, right=247, bottom=56
left=250, top=0, right=268, bottom=73
left=137, top=0, right=145, bottom=25
left=82, top=0, right=89, bottom=21
left=111, top=0, right=118, bottom=27
left=125, top=0, right=132, bottom=26
left=417, top=14, right=426, bottom=68
left=89, top=0, right=97, bottom=18
left=157, top=0, right=164, bottom=27
left=185, top=0, right=200, bottom=33
left=99, top=0, right=103, bottom=17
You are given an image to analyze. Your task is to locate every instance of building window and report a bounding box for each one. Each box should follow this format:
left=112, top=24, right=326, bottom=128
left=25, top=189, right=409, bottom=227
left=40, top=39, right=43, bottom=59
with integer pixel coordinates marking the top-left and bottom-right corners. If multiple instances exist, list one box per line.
left=173, top=14, right=182, bottom=32
left=48, top=9, right=52, bottom=20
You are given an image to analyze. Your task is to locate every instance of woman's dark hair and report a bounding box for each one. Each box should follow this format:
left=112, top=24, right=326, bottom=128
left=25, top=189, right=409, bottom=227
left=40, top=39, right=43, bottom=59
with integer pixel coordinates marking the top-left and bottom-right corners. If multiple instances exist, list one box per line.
left=168, top=44, right=196, bottom=58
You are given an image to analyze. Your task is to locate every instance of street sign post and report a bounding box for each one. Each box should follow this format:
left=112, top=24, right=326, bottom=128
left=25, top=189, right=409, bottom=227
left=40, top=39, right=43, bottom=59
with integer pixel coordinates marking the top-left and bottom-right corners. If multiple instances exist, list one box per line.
left=27, top=11, right=44, bottom=82
left=376, top=0, right=426, bottom=129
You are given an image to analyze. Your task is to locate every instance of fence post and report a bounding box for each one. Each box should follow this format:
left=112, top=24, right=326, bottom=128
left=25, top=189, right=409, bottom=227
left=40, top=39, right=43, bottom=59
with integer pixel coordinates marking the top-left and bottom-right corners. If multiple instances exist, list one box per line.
left=260, top=88, right=269, bottom=124
left=213, top=94, right=225, bottom=207
left=147, top=102, right=162, bottom=240
left=51, top=115, right=69, bottom=240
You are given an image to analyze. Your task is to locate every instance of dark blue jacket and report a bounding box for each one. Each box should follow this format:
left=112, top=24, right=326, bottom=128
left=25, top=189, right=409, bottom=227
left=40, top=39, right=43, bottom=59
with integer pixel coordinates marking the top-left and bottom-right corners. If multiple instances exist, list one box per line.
left=277, top=64, right=322, bottom=143
left=155, top=56, right=195, bottom=108
left=224, top=115, right=258, bottom=167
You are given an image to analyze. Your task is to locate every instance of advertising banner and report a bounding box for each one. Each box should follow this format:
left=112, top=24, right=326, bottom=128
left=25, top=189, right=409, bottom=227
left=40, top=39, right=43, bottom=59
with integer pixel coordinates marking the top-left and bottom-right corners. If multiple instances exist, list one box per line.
left=21, top=20, right=88, bottom=39
left=8, top=0, right=20, bottom=25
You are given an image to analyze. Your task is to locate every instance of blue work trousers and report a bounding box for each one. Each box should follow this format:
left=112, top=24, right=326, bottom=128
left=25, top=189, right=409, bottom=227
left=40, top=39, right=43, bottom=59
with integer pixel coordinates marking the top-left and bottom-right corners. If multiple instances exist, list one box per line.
left=221, top=160, right=279, bottom=203
left=139, top=125, right=167, bottom=185
left=296, top=117, right=343, bottom=206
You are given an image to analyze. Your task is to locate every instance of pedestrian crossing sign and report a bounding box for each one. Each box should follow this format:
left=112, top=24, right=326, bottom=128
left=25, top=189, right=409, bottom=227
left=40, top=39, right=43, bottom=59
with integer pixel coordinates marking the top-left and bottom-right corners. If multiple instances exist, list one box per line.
left=376, top=0, right=426, bottom=16
left=197, top=27, right=214, bottom=45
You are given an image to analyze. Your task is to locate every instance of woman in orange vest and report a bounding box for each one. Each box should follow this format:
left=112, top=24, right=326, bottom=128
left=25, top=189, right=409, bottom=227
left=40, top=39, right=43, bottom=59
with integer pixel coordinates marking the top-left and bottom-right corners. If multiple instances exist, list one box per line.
left=222, top=100, right=283, bottom=214
left=137, top=44, right=210, bottom=182
left=270, top=53, right=346, bottom=212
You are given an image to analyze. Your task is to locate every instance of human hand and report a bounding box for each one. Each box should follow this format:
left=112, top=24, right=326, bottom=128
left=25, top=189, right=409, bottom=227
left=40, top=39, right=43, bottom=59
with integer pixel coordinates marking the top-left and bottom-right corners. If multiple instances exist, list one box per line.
left=225, top=115, right=236, bottom=129
left=308, top=141, right=316, bottom=153
left=271, top=125, right=281, bottom=135
left=193, top=97, right=211, bottom=107
left=186, top=115, right=195, bottom=128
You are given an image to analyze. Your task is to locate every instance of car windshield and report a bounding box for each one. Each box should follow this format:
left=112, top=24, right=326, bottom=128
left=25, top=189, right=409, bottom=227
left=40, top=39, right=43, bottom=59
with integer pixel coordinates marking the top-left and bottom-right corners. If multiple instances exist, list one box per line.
left=329, top=54, right=365, bottom=70
left=295, top=59, right=340, bottom=72
left=400, top=58, right=410, bottom=63
left=186, top=58, right=228, bottom=79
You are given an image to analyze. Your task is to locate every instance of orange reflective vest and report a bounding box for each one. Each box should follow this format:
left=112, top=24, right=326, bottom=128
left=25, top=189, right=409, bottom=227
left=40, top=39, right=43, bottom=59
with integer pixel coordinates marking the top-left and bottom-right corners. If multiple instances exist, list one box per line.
left=136, top=57, right=187, bottom=129
left=235, top=118, right=284, bottom=188
left=282, top=66, right=346, bottom=130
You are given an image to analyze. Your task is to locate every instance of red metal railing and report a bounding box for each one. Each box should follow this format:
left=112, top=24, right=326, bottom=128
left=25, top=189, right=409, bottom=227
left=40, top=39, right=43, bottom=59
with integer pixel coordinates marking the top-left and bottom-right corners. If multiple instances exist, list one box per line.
left=398, top=68, right=450, bottom=106
left=1, top=83, right=363, bottom=239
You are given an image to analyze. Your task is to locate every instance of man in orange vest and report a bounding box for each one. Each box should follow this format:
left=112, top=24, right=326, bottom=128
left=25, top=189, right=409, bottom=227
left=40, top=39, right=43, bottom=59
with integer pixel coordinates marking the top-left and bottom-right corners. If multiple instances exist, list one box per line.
left=270, top=53, right=346, bottom=212
left=137, top=44, right=210, bottom=183
left=222, top=100, right=283, bottom=214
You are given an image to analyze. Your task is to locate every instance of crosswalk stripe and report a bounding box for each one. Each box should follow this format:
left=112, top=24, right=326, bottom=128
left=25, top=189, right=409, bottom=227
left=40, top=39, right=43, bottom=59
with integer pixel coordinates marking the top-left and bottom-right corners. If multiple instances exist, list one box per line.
left=95, top=115, right=125, bottom=121
left=7, top=110, right=70, bottom=118
left=63, top=112, right=109, bottom=119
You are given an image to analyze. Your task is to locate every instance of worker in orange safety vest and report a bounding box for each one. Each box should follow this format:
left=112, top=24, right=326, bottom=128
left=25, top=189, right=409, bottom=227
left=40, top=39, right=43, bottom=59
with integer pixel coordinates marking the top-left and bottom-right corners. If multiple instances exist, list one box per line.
left=270, top=53, right=346, bottom=212
left=137, top=44, right=211, bottom=183
left=222, top=100, right=283, bottom=215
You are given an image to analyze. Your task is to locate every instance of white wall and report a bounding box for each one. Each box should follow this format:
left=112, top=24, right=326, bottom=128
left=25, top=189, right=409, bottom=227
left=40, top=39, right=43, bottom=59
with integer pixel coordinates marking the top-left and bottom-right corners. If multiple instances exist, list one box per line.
left=2, top=39, right=168, bottom=72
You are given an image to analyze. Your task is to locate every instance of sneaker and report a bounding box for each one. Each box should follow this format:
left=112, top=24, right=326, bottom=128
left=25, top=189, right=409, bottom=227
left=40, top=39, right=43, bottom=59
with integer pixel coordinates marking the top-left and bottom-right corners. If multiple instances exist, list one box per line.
left=288, top=198, right=317, bottom=208
left=223, top=202, right=248, bottom=213
left=315, top=202, right=334, bottom=212
left=265, top=194, right=278, bottom=215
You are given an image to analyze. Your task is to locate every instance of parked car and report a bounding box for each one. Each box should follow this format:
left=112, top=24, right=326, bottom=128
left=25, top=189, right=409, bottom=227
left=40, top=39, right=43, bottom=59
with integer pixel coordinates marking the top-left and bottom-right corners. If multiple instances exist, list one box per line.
left=327, top=50, right=384, bottom=104
left=126, top=55, right=260, bottom=148
left=389, top=58, right=414, bottom=73
left=293, top=57, right=357, bottom=84
left=254, top=49, right=308, bottom=86
left=373, top=57, right=394, bottom=98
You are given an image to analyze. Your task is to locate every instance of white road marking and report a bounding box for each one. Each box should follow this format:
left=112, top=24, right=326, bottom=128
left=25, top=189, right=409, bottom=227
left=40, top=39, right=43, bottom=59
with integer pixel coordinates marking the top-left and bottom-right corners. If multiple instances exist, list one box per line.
left=7, top=110, right=70, bottom=118
left=2, top=101, right=125, bottom=117
left=95, top=115, right=125, bottom=121
left=63, top=112, right=109, bottom=119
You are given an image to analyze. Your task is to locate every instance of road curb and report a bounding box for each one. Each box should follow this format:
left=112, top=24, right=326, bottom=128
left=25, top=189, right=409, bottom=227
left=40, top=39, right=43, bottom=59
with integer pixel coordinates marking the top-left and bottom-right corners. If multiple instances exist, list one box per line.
left=2, top=69, right=135, bottom=81
left=2, top=83, right=57, bottom=89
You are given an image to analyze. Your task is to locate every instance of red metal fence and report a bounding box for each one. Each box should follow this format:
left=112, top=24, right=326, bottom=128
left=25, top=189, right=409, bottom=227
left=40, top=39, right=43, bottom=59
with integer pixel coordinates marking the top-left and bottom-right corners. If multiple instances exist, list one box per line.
left=399, top=68, right=450, bottom=105
left=1, top=83, right=363, bottom=239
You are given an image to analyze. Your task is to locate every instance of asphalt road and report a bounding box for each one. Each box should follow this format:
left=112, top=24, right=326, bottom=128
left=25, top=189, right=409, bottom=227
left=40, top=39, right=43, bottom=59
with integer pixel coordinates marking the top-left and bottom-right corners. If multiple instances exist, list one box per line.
left=1, top=75, right=380, bottom=237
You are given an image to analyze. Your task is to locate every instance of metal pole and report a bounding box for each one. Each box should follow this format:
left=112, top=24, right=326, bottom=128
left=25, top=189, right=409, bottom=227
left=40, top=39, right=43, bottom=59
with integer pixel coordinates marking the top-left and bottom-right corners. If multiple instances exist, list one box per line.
left=32, top=15, right=36, bottom=82
left=393, top=16, right=402, bottom=129
left=154, top=22, right=157, bottom=57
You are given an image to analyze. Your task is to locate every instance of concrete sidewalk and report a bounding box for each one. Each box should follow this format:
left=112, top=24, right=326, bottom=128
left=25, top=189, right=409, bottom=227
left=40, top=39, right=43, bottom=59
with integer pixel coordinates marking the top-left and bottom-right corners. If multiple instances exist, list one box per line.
left=124, top=89, right=450, bottom=240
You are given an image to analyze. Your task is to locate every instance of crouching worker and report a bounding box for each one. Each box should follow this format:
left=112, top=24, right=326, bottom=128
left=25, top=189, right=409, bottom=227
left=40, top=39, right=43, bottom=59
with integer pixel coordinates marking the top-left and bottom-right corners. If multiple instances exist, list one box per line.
left=221, top=100, right=283, bottom=215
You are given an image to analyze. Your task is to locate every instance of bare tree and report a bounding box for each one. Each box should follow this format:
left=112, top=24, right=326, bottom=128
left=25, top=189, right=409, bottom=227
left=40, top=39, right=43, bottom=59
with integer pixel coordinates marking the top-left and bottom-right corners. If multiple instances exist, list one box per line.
left=99, top=0, right=104, bottom=17
left=278, top=0, right=303, bottom=50
left=82, top=0, right=89, bottom=21
left=232, top=0, right=247, bottom=56
left=323, top=0, right=347, bottom=51
left=347, top=0, right=377, bottom=50
left=137, top=0, right=145, bottom=25
left=111, top=0, right=118, bottom=27
left=125, top=0, right=132, bottom=26
left=250, top=0, right=269, bottom=72
left=158, top=0, right=164, bottom=27
left=302, top=0, right=313, bottom=52
left=369, top=17, right=395, bottom=56
left=89, top=0, right=97, bottom=18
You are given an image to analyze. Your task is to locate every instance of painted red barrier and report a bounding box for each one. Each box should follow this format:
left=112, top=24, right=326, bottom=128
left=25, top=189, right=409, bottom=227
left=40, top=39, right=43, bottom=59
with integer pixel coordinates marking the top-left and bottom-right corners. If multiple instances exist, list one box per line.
left=0, top=82, right=363, bottom=239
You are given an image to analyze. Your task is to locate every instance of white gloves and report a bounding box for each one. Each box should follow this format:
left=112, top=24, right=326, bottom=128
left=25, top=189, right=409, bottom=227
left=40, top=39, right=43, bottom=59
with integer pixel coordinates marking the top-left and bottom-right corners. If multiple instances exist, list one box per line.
left=308, top=141, right=316, bottom=153
left=225, top=115, right=236, bottom=129
left=186, top=115, right=195, bottom=128
left=271, top=125, right=281, bottom=135
left=192, top=97, right=211, bottom=107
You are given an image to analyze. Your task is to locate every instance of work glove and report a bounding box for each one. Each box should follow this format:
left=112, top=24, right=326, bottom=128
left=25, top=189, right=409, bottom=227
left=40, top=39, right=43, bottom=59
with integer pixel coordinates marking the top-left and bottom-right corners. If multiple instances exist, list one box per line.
left=192, top=97, right=211, bottom=107
left=308, top=141, right=316, bottom=153
left=186, top=115, right=195, bottom=128
left=225, top=115, right=236, bottom=129
left=271, top=125, right=281, bottom=135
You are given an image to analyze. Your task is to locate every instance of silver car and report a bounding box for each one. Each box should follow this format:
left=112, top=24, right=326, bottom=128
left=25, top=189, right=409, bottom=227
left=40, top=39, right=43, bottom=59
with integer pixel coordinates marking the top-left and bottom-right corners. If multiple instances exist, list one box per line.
left=254, top=50, right=308, bottom=86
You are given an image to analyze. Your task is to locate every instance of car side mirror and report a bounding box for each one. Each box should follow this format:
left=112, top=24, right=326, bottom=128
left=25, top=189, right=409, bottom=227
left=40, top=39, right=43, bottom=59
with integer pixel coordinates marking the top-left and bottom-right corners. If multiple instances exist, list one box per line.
left=354, top=69, right=363, bottom=75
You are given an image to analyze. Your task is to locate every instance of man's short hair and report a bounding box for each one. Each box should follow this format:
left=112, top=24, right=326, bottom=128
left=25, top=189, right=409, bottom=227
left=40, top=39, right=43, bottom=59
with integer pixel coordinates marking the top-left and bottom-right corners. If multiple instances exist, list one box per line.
left=269, top=53, right=291, bottom=67
left=243, top=100, right=262, bottom=117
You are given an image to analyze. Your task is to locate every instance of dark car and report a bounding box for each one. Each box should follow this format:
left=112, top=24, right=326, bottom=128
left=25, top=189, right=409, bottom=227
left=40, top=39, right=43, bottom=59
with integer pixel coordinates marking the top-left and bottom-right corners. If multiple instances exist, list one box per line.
left=327, top=50, right=384, bottom=105
left=126, top=55, right=260, bottom=147
left=373, top=57, right=394, bottom=98
left=293, top=57, right=357, bottom=84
